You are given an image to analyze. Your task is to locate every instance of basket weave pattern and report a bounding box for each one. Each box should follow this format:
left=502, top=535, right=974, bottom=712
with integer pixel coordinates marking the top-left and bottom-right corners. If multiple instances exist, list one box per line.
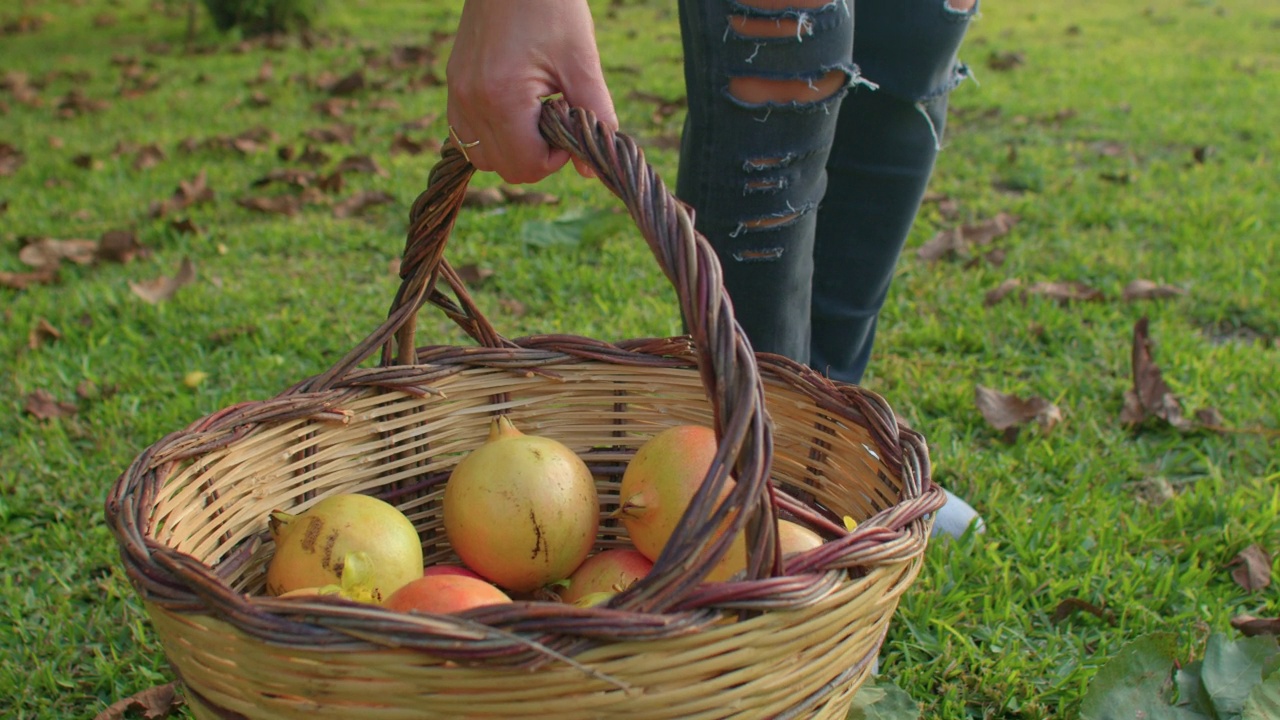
left=107, top=100, right=944, bottom=719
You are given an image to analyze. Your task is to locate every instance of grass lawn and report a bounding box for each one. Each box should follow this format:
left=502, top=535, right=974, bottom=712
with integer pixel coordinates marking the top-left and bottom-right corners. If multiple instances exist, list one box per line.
left=1, top=0, right=1277, bottom=717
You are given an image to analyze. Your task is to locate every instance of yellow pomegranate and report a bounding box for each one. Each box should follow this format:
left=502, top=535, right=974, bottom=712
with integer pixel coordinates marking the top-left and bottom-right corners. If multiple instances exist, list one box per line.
left=265, top=494, right=423, bottom=603
left=442, top=416, right=599, bottom=592
left=617, top=425, right=746, bottom=582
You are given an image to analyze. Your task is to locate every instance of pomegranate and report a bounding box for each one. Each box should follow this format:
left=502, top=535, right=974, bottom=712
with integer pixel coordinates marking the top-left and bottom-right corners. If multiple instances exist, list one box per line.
left=617, top=425, right=745, bottom=582
left=778, top=520, right=824, bottom=557
left=274, top=551, right=379, bottom=602
left=559, top=548, right=653, bottom=604
left=442, top=416, right=599, bottom=592
left=265, top=493, right=423, bottom=602
left=422, top=564, right=485, bottom=580
left=384, top=574, right=512, bottom=614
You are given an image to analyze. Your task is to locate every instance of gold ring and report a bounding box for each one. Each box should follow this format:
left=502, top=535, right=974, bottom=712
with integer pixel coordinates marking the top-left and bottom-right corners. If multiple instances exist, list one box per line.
left=449, top=125, right=480, bottom=163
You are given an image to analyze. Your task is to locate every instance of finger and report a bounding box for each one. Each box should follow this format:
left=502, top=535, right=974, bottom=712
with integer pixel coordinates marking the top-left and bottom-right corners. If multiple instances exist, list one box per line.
left=475, top=99, right=569, bottom=184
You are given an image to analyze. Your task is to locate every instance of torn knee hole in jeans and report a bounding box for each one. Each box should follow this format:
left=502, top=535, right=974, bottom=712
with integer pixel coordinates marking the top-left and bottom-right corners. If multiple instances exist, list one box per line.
left=729, top=201, right=816, bottom=239
left=744, top=176, right=788, bottom=195
left=726, top=0, right=848, bottom=40
left=728, top=68, right=847, bottom=106
left=732, top=246, right=787, bottom=262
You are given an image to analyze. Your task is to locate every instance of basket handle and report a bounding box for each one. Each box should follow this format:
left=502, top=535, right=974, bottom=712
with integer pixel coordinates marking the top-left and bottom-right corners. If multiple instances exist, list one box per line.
left=307, top=98, right=781, bottom=610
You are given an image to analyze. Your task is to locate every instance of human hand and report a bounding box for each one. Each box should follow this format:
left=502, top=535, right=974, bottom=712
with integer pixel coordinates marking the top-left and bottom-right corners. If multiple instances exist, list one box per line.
left=446, top=0, right=618, bottom=184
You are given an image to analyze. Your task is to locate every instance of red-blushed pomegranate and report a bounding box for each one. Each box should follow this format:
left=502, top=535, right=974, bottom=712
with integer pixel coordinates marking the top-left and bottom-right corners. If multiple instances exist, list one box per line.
left=617, top=425, right=746, bottom=582
left=384, top=574, right=512, bottom=614
left=559, top=548, right=654, bottom=604
left=422, top=564, right=485, bottom=580
left=266, top=494, right=423, bottom=602
left=442, top=416, right=599, bottom=593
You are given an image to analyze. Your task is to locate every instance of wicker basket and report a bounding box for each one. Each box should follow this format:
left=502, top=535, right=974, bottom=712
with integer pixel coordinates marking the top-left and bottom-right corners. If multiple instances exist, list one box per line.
left=106, top=99, right=944, bottom=719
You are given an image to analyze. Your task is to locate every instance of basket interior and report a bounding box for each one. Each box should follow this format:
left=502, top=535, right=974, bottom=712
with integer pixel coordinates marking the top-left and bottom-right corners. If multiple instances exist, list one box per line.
left=147, top=362, right=903, bottom=594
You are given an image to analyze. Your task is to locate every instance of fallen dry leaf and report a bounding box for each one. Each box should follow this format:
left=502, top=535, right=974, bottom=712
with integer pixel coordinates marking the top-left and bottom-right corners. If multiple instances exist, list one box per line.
left=464, top=186, right=505, bottom=208
left=1230, top=614, right=1280, bottom=637
left=1051, top=597, right=1114, bottom=625
left=498, top=298, right=527, bottom=317
left=984, top=278, right=1023, bottom=306
left=332, top=154, right=386, bottom=177
left=94, top=680, right=184, bottom=720
left=1120, top=317, right=1191, bottom=429
left=132, top=143, right=166, bottom=170
left=987, top=50, right=1026, bottom=71
left=918, top=212, right=1018, bottom=262
left=1122, top=279, right=1187, bottom=302
left=304, top=124, right=357, bottom=145
left=129, top=257, right=196, bottom=304
left=169, top=218, right=201, bottom=235
left=96, top=229, right=150, bottom=264
left=389, top=132, right=439, bottom=156
left=19, top=237, right=98, bottom=268
left=28, top=317, right=61, bottom=349
left=0, top=141, right=25, bottom=176
left=1025, top=280, right=1105, bottom=304
left=501, top=186, right=560, bottom=206
left=325, top=70, right=365, bottom=97
left=295, top=145, right=331, bottom=166
left=24, top=389, right=77, bottom=420
left=456, top=263, right=494, bottom=284
left=975, top=385, right=1062, bottom=442
left=1229, top=544, right=1272, bottom=592
left=237, top=194, right=302, bottom=216
left=1, top=267, right=58, bottom=290
left=333, top=190, right=394, bottom=218
left=149, top=170, right=214, bottom=218
left=251, top=168, right=317, bottom=189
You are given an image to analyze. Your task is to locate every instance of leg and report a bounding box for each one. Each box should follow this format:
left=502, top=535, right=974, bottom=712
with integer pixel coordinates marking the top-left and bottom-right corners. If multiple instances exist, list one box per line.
left=810, top=0, right=978, bottom=384
left=677, top=0, right=864, bottom=364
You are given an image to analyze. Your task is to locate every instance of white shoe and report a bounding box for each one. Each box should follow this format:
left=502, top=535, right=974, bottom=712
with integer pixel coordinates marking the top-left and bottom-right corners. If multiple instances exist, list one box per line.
left=931, top=487, right=984, bottom=539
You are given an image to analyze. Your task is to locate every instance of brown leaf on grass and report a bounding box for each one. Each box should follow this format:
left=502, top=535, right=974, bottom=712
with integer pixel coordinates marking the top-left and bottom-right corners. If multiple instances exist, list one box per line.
left=317, top=172, right=344, bottom=194
left=1229, top=544, right=1272, bottom=592
left=1122, top=279, right=1187, bottom=302
left=984, top=278, right=1023, bottom=306
left=1120, top=317, right=1191, bottom=429
left=132, top=143, right=166, bottom=170
left=456, top=263, right=494, bottom=285
left=918, top=212, right=1018, bottom=262
left=501, top=186, right=560, bottom=206
left=56, top=89, right=110, bottom=118
left=20, top=237, right=98, bottom=268
left=251, top=168, right=317, bottom=189
left=1026, top=281, right=1105, bottom=304
left=28, top=317, right=61, bottom=349
left=333, top=190, right=394, bottom=218
left=389, top=132, right=439, bottom=156
left=245, top=91, right=272, bottom=109
left=498, top=298, right=527, bottom=317
left=401, top=113, right=440, bottom=131
left=237, top=195, right=302, bottom=216
left=1051, top=598, right=1114, bottom=625
left=312, top=97, right=355, bottom=117
left=366, top=98, right=401, bottom=113
left=149, top=170, right=214, bottom=218
left=333, top=154, right=386, bottom=177
left=464, top=187, right=505, bottom=208
left=304, top=124, right=357, bottom=145
left=95, top=229, right=150, bottom=264
left=2, top=14, right=48, bottom=35
left=975, top=385, right=1062, bottom=441
left=987, top=50, right=1026, bottom=71
left=169, top=218, right=201, bottom=235
left=75, top=378, right=117, bottom=401
left=0, top=267, right=58, bottom=290
left=1231, top=615, right=1280, bottom=637
left=248, top=59, right=274, bottom=86
left=0, top=198, right=8, bottom=215
left=72, top=153, right=101, bottom=170
left=0, top=141, right=25, bottom=176
left=129, top=257, right=196, bottom=304
left=24, top=389, right=77, bottom=420
left=94, top=680, right=184, bottom=720
left=296, top=145, right=331, bottom=166
left=325, top=70, right=365, bottom=97
left=963, top=248, right=1007, bottom=269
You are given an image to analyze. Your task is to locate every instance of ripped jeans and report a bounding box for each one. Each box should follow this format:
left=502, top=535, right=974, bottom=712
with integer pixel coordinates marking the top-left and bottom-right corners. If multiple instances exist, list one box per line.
left=676, top=0, right=977, bottom=384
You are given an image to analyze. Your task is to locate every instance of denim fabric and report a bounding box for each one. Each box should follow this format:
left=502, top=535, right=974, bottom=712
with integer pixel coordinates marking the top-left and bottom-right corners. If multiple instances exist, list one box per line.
left=677, top=0, right=976, bottom=384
